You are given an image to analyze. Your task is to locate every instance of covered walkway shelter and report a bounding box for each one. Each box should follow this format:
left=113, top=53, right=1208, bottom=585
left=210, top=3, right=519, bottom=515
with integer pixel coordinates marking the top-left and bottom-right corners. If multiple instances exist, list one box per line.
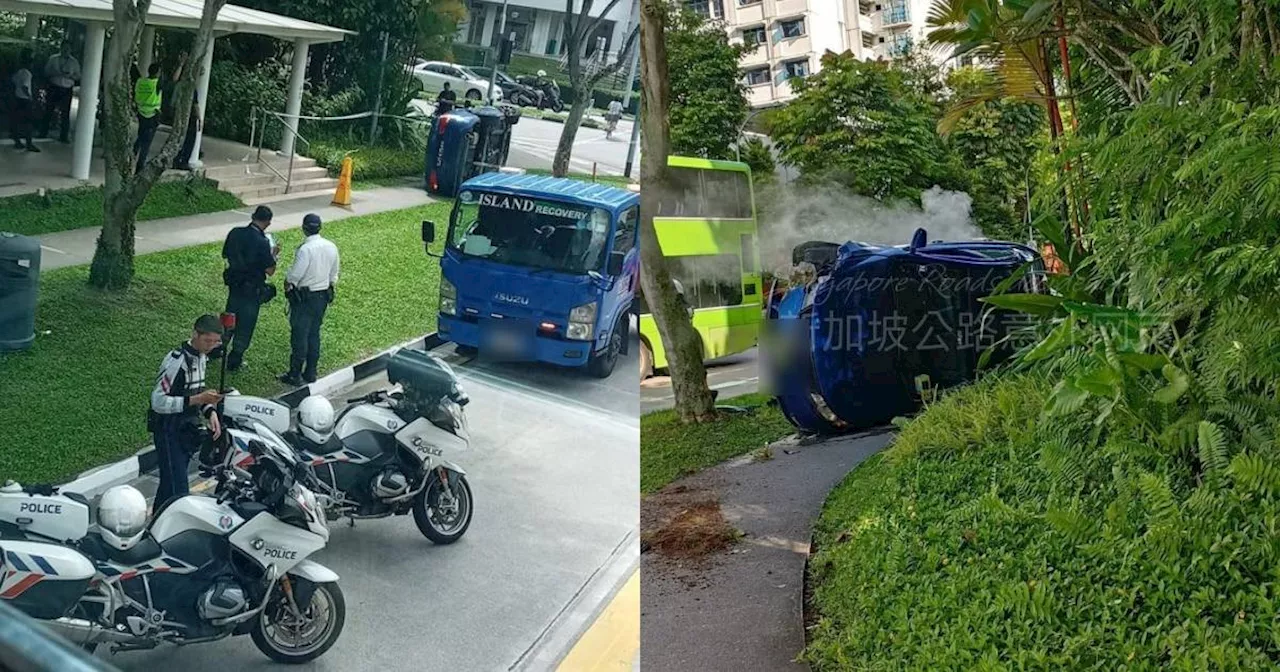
left=0, top=0, right=350, bottom=183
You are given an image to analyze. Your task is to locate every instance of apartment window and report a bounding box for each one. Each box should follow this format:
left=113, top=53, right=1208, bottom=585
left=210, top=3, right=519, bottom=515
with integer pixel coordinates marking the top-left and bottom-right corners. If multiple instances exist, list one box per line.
left=781, top=59, right=809, bottom=80
left=742, top=25, right=767, bottom=47
left=780, top=18, right=805, bottom=39
left=738, top=0, right=761, bottom=6
left=885, top=1, right=909, bottom=24
left=891, top=32, right=912, bottom=56
left=744, top=67, right=770, bottom=86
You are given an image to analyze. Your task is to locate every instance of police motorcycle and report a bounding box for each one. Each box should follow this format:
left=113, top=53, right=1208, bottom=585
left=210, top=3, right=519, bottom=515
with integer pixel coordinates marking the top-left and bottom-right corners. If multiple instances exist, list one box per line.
left=0, top=437, right=345, bottom=664
left=219, top=348, right=474, bottom=545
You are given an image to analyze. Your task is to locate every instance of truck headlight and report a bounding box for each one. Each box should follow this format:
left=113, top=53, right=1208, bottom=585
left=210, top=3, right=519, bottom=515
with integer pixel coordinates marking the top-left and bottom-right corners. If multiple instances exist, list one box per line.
left=567, top=302, right=597, bottom=341
left=440, top=279, right=457, bottom=316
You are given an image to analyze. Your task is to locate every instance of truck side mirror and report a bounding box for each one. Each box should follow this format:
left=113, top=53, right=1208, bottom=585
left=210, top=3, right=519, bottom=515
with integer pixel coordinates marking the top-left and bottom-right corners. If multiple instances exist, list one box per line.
left=607, top=251, right=625, bottom=277
left=422, top=220, right=436, bottom=243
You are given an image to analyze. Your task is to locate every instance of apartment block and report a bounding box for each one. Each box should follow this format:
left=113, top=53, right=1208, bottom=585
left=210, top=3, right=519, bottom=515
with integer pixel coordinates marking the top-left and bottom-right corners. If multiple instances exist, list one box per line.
left=688, top=0, right=951, bottom=108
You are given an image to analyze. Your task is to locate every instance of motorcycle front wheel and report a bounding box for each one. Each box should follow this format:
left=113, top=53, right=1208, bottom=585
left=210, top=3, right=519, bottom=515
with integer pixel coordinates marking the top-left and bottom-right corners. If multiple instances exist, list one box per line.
left=413, top=474, right=473, bottom=544
left=251, top=581, right=346, bottom=664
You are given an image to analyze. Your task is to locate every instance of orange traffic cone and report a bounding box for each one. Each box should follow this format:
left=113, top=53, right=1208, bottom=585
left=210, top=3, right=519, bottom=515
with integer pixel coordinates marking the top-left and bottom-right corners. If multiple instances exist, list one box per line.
left=332, top=156, right=353, bottom=206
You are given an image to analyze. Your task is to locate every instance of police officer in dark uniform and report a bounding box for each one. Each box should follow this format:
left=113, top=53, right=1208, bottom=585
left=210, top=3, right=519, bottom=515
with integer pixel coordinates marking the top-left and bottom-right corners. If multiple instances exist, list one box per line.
left=149, top=314, right=224, bottom=508
left=220, top=205, right=278, bottom=371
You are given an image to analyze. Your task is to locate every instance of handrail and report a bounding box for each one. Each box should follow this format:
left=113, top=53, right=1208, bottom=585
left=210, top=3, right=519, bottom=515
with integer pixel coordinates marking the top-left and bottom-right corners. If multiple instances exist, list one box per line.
left=0, top=600, right=118, bottom=672
left=246, top=107, right=433, bottom=195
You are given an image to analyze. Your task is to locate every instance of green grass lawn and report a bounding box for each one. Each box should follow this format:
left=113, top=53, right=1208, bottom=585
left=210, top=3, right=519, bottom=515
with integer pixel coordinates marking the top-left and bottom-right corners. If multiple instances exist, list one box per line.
left=0, top=201, right=450, bottom=485
left=640, top=393, right=794, bottom=494
left=2, top=178, right=242, bottom=237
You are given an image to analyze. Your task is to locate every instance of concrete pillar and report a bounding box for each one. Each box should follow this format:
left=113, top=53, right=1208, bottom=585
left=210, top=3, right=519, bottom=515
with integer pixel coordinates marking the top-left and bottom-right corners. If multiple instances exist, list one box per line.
left=280, top=39, right=310, bottom=157
left=72, top=22, right=106, bottom=180
left=188, top=35, right=216, bottom=169
left=481, top=4, right=497, bottom=47
left=138, top=26, right=156, bottom=74
left=23, top=15, right=39, bottom=40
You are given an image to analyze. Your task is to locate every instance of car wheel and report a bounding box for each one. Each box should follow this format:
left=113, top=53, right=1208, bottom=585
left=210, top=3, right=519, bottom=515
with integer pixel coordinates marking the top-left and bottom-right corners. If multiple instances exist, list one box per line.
left=465, top=89, right=482, bottom=101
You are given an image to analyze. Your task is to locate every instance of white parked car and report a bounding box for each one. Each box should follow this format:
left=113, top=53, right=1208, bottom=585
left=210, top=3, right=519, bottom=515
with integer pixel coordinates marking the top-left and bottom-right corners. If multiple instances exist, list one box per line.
left=408, top=60, right=503, bottom=102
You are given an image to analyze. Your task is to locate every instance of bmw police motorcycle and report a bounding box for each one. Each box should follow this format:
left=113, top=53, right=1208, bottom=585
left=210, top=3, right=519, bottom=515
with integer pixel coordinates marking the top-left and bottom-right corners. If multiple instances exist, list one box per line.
left=0, top=435, right=345, bottom=664
left=220, top=348, right=474, bottom=544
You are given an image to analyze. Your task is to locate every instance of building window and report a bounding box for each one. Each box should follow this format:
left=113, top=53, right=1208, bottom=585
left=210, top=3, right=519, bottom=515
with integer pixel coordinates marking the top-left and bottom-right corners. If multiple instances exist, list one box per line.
left=738, top=0, right=761, bottom=6
left=781, top=59, right=809, bottom=80
left=779, top=18, right=805, bottom=39
left=890, top=32, right=912, bottom=56
left=885, top=1, right=909, bottom=24
left=742, top=25, right=766, bottom=47
left=744, top=67, right=770, bottom=86
left=687, top=0, right=713, bottom=17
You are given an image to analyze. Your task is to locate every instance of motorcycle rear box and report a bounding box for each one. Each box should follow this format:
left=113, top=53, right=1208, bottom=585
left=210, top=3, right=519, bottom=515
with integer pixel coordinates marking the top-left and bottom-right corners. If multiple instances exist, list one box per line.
left=0, top=539, right=95, bottom=620
left=0, top=484, right=90, bottom=543
left=222, top=394, right=292, bottom=435
left=387, top=348, right=458, bottom=400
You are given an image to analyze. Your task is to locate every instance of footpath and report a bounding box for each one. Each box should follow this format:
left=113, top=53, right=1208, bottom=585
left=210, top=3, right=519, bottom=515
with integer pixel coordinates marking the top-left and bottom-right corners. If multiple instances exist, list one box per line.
left=640, top=430, right=894, bottom=671
left=36, top=184, right=434, bottom=272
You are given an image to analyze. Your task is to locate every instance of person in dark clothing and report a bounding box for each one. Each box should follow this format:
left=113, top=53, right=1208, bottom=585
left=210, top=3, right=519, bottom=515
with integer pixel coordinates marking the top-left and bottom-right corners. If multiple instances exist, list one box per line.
left=281, top=214, right=341, bottom=386
left=11, top=50, right=38, bottom=152
left=150, top=314, right=224, bottom=509
left=436, top=82, right=457, bottom=114
left=221, top=205, right=279, bottom=371
left=173, top=91, right=201, bottom=170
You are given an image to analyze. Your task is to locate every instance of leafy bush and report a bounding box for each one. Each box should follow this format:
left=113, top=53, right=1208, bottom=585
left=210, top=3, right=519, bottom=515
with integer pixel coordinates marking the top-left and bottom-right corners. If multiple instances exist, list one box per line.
left=308, top=140, right=423, bottom=181
left=807, top=374, right=1280, bottom=669
left=204, top=60, right=287, bottom=147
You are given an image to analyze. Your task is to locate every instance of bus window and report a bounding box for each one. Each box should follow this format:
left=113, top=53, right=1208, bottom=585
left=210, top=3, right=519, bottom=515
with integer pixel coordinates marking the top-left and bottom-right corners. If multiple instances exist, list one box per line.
left=670, top=254, right=744, bottom=309
left=663, top=167, right=752, bottom=219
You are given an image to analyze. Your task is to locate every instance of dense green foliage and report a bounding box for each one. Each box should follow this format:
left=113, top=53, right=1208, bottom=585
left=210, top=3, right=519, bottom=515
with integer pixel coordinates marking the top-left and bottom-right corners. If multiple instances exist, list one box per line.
left=808, top=375, right=1280, bottom=670
left=807, top=3, right=1280, bottom=668
left=767, top=53, right=1040, bottom=238
left=664, top=8, right=750, bottom=161
left=0, top=202, right=450, bottom=484
left=0, top=179, right=241, bottom=237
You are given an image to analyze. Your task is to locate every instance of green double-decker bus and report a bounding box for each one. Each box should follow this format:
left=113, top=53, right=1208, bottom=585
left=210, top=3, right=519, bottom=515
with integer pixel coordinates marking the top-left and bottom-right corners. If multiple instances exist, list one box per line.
left=637, top=156, right=762, bottom=379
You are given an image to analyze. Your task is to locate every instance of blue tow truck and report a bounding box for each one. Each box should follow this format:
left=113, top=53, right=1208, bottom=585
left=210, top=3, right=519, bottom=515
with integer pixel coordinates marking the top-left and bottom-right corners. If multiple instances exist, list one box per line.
left=420, top=172, right=640, bottom=378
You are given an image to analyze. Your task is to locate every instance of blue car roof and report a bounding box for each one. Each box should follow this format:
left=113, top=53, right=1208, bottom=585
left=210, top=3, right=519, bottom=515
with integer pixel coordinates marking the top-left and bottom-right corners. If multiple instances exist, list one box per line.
left=460, top=172, right=638, bottom=211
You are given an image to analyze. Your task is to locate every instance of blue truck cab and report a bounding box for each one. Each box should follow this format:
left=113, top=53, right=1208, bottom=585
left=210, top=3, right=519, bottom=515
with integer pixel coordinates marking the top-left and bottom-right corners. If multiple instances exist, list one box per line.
left=421, top=172, right=640, bottom=378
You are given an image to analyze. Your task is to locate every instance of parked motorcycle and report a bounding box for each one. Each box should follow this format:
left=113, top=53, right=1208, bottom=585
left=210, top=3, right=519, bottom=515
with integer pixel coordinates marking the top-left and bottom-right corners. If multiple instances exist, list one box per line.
left=0, top=439, right=345, bottom=663
left=219, top=348, right=474, bottom=545
left=516, top=73, right=565, bottom=113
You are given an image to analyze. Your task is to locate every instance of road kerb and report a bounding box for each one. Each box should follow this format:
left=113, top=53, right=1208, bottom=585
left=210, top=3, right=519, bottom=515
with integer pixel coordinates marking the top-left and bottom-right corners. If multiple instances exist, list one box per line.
left=556, top=569, right=640, bottom=671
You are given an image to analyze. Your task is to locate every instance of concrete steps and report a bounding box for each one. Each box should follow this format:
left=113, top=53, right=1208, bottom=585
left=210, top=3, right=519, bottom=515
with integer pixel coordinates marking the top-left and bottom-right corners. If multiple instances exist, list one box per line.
left=206, top=156, right=338, bottom=205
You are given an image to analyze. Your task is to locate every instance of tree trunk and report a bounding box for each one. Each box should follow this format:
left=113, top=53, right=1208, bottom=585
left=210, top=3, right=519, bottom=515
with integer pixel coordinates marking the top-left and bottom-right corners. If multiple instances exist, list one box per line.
left=552, top=99, right=587, bottom=177
left=638, top=0, right=715, bottom=423
left=89, top=0, right=225, bottom=290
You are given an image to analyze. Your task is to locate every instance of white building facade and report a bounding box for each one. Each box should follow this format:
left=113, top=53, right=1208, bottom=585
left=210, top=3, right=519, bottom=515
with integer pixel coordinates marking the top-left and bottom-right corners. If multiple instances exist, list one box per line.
left=455, top=0, right=638, bottom=64
left=691, top=0, right=953, bottom=107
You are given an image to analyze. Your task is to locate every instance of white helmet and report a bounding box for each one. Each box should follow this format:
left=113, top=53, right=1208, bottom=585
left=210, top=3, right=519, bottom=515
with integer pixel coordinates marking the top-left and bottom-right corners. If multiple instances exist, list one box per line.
left=537, top=69, right=547, bottom=77
left=297, top=395, right=336, bottom=444
left=98, top=485, right=148, bottom=551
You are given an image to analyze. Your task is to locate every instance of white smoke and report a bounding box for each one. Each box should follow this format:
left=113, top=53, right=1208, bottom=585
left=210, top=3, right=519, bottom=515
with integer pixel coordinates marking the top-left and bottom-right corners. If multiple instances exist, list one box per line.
left=759, top=183, right=984, bottom=279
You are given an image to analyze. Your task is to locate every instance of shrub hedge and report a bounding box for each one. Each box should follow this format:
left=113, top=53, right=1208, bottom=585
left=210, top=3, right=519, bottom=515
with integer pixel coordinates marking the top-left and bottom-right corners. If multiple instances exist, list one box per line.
left=806, top=374, right=1280, bottom=670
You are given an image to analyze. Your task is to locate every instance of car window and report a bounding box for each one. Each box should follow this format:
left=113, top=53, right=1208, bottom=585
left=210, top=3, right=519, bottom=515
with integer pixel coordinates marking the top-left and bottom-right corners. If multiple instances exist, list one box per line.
left=458, top=66, right=480, bottom=80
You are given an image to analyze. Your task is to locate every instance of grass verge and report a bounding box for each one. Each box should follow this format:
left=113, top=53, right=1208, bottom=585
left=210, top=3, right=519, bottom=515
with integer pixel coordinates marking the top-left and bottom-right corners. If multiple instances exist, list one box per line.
left=0, top=202, right=450, bottom=485
left=1, top=178, right=242, bottom=237
left=805, top=373, right=1280, bottom=669
left=640, top=393, right=793, bottom=494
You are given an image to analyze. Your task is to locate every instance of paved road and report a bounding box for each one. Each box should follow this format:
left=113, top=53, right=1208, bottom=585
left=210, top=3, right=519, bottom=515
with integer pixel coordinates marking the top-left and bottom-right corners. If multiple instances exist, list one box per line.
left=102, top=334, right=640, bottom=671
left=413, top=99, right=637, bottom=177
left=640, top=348, right=761, bottom=414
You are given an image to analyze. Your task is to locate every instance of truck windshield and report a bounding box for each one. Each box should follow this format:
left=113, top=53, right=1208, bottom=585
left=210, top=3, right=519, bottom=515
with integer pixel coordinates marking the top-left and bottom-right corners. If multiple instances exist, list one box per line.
left=448, top=190, right=612, bottom=274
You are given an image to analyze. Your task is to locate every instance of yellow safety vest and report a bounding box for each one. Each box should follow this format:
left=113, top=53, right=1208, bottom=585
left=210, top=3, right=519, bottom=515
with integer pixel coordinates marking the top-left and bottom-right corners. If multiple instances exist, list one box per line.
left=135, top=77, right=161, bottom=118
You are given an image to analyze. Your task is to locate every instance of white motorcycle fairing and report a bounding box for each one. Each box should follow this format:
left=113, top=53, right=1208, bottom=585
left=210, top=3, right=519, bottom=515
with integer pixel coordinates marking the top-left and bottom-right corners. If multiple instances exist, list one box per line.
left=287, top=559, right=339, bottom=584
left=0, top=483, right=90, bottom=543
left=395, top=417, right=469, bottom=465
left=221, top=394, right=291, bottom=435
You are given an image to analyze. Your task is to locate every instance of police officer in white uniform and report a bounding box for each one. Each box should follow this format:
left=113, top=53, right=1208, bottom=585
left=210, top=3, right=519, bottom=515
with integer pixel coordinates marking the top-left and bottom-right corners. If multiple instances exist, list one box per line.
left=280, top=214, right=340, bottom=386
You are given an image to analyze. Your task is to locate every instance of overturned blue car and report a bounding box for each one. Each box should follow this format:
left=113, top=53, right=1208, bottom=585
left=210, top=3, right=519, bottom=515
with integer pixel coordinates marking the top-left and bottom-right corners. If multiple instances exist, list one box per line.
left=764, top=229, right=1043, bottom=434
